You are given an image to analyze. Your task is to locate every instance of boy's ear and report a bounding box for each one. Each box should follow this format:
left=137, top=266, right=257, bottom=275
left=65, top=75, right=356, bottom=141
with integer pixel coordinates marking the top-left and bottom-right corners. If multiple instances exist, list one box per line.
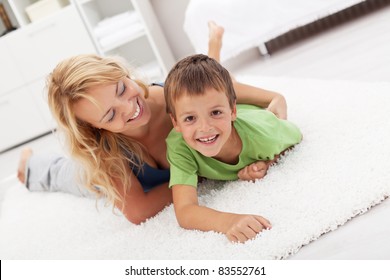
left=231, top=102, right=237, bottom=121
left=169, top=113, right=181, bottom=132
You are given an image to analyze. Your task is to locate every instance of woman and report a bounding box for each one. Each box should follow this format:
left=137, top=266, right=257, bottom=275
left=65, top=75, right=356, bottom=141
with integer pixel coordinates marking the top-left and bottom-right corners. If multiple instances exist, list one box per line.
left=17, top=22, right=287, bottom=224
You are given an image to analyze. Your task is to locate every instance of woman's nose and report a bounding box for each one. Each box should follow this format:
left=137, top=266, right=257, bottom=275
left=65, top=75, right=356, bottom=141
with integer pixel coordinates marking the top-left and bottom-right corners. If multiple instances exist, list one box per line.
left=120, top=97, right=135, bottom=119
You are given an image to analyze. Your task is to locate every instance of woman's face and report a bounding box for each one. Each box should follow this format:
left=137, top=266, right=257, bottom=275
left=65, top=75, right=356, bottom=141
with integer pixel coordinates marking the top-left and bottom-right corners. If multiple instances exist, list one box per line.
left=73, top=77, right=151, bottom=135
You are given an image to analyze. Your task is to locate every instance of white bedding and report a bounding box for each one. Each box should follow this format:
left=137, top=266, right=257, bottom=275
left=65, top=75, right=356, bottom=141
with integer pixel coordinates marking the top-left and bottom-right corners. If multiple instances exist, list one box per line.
left=184, top=0, right=365, bottom=61
left=1, top=76, right=389, bottom=259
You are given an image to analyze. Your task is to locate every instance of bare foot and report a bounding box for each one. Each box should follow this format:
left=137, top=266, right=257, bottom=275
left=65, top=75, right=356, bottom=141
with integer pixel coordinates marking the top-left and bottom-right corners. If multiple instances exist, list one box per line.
left=208, top=21, right=224, bottom=62
left=208, top=21, right=224, bottom=42
left=17, top=147, right=33, bottom=184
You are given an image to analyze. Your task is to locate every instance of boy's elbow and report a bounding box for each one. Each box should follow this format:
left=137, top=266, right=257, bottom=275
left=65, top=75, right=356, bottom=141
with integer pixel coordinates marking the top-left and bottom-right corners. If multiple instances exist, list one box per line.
left=176, top=216, right=193, bottom=230
left=174, top=206, right=195, bottom=230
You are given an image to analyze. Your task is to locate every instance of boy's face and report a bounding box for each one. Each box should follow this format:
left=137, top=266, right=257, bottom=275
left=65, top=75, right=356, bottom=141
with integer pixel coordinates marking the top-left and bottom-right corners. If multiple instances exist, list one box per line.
left=171, top=87, right=237, bottom=158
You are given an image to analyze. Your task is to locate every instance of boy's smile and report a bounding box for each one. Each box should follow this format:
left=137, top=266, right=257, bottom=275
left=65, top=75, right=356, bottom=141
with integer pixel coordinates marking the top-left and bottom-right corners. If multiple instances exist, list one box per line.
left=197, top=134, right=218, bottom=144
left=171, top=88, right=238, bottom=159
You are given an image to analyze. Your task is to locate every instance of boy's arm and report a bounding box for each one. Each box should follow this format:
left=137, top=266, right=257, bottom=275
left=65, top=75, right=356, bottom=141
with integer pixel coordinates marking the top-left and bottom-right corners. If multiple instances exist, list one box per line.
left=233, top=81, right=287, bottom=120
left=172, top=184, right=271, bottom=243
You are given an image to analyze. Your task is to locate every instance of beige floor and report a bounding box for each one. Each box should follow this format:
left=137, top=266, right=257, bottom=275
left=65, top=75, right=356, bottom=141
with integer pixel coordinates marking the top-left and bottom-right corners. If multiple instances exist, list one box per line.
left=1, top=5, right=389, bottom=260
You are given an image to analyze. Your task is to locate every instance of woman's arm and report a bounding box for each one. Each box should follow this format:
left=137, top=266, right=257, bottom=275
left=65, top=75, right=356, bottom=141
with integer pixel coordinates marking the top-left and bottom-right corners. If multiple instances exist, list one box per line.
left=114, top=172, right=172, bottom=225
left=172, top=184, right=271, bottom=243
left=233, top=80, right=288, bottom=119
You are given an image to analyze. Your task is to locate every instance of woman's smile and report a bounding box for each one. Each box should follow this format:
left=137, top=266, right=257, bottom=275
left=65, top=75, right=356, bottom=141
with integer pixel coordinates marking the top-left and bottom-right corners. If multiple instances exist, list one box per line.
left=127, top=98, right=143, bottom=122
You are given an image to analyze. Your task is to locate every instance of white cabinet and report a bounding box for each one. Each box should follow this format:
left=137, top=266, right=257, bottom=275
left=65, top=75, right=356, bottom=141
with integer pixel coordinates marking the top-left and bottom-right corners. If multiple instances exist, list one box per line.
left=27, top=78, right=56, bottom=129
left=0, top=3, right=96, bottom=152
left=4, top=0, right=175, bottom=82
left=0, top=87, right=49, bottom=151
left=5, top=0, right=71, bottom=27
left=73, top=0, right=175, bottom=81
left=5, top=5, right=96, bottom=82
left=0, top=40, right=22, bottom=95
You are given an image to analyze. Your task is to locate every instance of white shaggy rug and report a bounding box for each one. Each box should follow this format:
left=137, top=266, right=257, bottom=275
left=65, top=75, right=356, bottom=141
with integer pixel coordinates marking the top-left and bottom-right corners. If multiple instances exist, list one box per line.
left=0, top=77, right=389, bottom=259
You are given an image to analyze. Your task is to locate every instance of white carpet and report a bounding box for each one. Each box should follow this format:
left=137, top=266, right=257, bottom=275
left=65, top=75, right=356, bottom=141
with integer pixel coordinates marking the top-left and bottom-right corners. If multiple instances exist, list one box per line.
left=0, top=77, right=389, bottom=259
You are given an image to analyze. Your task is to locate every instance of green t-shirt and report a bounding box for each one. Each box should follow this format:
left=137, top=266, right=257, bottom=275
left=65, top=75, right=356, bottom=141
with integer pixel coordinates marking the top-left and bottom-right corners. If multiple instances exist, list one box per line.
left=166, top=104, right=302, bottom=188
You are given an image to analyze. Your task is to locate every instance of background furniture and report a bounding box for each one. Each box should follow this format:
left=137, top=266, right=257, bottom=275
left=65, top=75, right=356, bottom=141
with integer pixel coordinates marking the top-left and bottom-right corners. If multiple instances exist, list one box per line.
left=183, top=0, right=387, bottom=61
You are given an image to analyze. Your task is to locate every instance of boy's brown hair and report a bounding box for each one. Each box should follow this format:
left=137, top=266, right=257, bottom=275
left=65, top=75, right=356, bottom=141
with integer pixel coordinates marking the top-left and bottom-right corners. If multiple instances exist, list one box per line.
left=164, top=54, right=236, bottom=119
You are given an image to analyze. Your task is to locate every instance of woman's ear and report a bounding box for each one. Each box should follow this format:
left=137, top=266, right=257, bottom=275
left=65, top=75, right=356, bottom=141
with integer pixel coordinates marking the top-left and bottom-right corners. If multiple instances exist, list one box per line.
left=170, top=114, right=181, bottom=132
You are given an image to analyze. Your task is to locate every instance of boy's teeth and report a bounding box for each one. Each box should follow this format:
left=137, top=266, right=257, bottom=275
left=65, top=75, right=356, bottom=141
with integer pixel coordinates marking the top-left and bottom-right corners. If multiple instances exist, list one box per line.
left=198, top=135, right=217, bottom=143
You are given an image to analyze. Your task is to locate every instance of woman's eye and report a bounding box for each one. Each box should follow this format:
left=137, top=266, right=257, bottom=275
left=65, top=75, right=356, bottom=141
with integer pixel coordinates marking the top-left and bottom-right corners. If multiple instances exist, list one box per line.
left=118, top=81, right=126, bottom=96
left=108, top=110, right=116, bottom=122
left=211, top=110, right=222, bottom=116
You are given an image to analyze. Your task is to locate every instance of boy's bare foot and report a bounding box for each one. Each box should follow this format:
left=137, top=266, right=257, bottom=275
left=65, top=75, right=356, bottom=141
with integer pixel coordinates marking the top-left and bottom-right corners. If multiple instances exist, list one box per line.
left=208, top=21, right=224, bottom=62
left=17, top=148, right=33, bottom=184
left=208, top=21, right=224, bottom=42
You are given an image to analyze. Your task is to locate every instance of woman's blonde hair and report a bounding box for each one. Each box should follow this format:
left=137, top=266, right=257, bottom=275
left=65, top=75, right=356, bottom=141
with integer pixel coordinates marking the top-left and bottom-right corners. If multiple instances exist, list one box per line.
left=47, top=54, right=148, bottom=206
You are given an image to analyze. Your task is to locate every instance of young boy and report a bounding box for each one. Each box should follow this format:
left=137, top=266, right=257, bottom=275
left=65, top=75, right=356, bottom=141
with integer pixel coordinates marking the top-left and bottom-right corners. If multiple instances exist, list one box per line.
left=164, top=54, right=302, bottom=243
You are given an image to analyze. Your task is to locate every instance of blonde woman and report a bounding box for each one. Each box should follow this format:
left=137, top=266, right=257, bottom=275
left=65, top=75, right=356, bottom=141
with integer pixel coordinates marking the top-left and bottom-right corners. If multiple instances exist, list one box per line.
left=17, top=22, right=287, bottom=224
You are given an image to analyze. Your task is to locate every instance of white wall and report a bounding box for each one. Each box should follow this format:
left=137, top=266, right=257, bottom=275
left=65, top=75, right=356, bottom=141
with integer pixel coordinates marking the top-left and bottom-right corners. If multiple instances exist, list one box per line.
left=150, top=0, right=195, bottom=60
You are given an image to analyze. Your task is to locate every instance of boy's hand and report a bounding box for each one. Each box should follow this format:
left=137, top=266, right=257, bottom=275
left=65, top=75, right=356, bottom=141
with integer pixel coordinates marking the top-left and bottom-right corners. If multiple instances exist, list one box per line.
left=238, top=161, right=269, bottom=181
left=172, top=185, right=272, bottom=243
left=225, top=214, right=271, bottom=243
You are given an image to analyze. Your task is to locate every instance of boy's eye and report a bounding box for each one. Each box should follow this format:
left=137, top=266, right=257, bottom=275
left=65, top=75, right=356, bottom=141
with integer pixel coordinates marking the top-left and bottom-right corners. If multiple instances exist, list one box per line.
left=184, top=116, right=195, bottom=122
left=211, top=110, right=222, bottom=116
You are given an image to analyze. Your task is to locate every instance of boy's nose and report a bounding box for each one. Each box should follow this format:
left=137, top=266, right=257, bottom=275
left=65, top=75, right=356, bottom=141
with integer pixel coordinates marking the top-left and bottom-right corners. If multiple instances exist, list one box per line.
left=198, top=118, right=212, bottom=132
